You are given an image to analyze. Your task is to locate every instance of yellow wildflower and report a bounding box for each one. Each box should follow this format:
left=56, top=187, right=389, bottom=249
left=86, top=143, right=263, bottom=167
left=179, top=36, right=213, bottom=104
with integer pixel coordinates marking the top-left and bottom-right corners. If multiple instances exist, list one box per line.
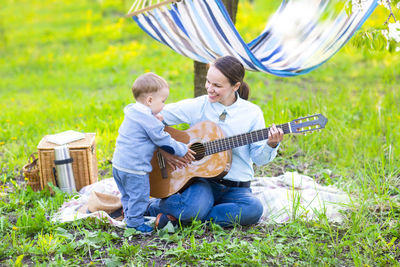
left=0, top=141, right=5, bottom=145
left=18, top=121, right=24, bottom=126
left=12, top=226, right=18, bottom=231
left=11, top=137, right=17, bottom=140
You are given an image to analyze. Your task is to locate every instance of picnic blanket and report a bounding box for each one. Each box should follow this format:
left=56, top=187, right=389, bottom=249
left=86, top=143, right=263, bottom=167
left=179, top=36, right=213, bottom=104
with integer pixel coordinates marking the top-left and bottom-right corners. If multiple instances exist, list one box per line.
left=51, top=172, right=350, bottom=227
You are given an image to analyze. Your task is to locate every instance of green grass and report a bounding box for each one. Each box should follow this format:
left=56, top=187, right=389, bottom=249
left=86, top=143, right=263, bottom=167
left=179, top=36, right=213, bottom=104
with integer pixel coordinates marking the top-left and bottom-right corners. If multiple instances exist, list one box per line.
left=1, top=0, right=400, bottom=265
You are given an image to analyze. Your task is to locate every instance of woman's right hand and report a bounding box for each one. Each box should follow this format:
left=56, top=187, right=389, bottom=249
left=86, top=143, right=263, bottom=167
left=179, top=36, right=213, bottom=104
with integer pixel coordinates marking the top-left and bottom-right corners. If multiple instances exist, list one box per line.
left=159, top=149, right=192, bottom=170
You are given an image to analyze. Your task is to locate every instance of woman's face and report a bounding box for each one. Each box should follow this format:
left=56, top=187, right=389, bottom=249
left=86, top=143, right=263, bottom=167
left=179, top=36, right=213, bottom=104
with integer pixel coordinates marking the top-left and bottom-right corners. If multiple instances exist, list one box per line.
left=205, top=65, right=240, bottom=106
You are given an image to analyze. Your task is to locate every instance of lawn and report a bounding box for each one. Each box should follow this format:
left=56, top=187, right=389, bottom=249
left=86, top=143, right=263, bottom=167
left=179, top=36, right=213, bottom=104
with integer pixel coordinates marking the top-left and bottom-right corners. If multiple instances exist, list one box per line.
left=0, top=0, right=399, bottom=265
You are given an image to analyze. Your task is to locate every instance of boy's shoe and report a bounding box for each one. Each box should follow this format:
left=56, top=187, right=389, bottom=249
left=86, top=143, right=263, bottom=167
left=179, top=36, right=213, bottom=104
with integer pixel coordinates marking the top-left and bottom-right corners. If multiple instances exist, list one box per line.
left=155, top=213, right=178, bottom=229
left=130, top=223, right=153, bottom=233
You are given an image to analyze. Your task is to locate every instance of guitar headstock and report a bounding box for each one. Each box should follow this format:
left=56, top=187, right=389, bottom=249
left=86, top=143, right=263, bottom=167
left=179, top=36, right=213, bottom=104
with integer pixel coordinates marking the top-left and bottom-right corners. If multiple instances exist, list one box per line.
left=289, top=114, right=327, bottom=134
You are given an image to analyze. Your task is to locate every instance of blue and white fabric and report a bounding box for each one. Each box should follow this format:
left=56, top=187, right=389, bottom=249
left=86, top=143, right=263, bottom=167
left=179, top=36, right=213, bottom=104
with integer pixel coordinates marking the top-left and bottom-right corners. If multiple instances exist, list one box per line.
left=131, top=0, right=378, bottom=77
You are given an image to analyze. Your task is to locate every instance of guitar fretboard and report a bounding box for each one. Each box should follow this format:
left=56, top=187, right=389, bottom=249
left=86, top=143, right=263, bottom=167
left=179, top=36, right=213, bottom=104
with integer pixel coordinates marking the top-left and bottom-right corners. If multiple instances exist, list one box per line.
left=204, top=123, right=290, bottom=155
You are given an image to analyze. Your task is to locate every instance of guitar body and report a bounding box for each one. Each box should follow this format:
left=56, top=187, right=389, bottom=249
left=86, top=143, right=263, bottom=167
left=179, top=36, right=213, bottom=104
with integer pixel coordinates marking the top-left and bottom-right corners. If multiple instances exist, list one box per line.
left=149, top=114, right=328, bottom=198
left=150, top=121, right=232, bottom=198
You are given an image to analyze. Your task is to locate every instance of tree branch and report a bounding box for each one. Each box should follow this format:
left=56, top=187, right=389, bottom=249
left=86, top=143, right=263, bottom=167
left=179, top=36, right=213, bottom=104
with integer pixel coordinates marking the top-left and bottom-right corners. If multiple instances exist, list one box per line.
left=384, top=0, right=397, bottom=24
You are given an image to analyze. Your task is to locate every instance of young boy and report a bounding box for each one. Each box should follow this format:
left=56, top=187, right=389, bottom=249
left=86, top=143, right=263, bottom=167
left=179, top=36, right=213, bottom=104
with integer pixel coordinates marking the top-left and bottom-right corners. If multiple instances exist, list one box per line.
left=112, top=72, right=195, bottom=233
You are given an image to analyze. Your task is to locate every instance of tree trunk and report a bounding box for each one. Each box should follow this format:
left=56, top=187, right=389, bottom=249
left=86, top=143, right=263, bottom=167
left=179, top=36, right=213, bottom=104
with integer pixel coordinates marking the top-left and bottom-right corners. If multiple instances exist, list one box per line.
left=193, top=0, right=239, bottom=97
left=194, top=61, right=208, bottom=97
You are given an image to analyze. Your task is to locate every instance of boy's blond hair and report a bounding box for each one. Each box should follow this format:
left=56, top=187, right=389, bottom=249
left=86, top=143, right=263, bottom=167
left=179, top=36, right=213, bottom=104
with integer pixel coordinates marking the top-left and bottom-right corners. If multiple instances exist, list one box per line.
left=132, top=72, right=168, bottom=100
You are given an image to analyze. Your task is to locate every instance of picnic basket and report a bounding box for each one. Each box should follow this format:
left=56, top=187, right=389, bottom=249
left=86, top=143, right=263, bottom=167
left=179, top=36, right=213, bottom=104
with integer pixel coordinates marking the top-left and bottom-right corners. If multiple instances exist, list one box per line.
left=37, top=133, right=98, bottom=191
left=22, top=152, right=41, bottom=191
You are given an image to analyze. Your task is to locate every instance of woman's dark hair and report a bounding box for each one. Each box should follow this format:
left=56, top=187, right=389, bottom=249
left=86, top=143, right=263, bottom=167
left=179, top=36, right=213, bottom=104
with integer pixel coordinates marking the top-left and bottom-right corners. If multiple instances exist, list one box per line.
left=213, top=56, right=250, bottom=100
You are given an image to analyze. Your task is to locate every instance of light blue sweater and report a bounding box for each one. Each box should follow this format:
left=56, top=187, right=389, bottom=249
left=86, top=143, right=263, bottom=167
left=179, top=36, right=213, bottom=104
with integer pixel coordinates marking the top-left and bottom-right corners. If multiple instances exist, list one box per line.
left=112, top=103, right=188, bottom=173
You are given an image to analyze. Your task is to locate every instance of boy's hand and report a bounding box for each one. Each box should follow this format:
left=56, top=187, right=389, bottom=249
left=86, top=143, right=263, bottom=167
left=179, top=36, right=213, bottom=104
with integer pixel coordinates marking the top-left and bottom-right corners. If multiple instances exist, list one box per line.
left=183, top=147, right=196, bottom=162
left=159, top=149, right=192, bottom=170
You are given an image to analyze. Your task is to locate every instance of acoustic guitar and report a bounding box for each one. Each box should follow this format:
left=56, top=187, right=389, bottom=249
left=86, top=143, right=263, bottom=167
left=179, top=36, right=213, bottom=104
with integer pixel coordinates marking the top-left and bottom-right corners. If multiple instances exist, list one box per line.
left=150, top=114, right=328, bottom=198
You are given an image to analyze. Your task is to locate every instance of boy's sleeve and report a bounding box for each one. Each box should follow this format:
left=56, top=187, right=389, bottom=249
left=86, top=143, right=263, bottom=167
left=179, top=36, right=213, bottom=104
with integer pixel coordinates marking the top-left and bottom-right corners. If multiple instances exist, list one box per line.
left=146, top=119, right=188, bottom=157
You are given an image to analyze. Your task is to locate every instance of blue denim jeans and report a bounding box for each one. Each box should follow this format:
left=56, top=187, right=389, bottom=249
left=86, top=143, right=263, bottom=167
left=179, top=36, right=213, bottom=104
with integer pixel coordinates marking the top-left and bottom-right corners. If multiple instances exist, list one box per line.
left=146, top=178, right=263, bottom=226
left=112, top=167, right=149, bottom=228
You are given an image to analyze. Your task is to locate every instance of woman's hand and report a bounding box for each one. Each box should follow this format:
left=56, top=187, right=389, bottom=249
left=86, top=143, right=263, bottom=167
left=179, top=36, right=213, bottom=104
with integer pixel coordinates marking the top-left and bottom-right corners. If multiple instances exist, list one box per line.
left=267, top=124, right=284, bottom=148
left=159, top=148, right=193, bottom=170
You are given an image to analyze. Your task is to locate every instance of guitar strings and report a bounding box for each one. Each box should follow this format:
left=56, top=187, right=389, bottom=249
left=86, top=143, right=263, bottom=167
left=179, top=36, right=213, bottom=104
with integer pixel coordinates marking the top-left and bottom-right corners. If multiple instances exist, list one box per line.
left=204, top=123, right=290, bottom=155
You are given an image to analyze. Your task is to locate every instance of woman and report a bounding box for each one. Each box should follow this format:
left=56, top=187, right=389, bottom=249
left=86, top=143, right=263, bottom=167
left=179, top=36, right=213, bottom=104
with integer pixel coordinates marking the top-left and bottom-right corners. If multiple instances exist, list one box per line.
left=147, top=56, right=284, bottom=228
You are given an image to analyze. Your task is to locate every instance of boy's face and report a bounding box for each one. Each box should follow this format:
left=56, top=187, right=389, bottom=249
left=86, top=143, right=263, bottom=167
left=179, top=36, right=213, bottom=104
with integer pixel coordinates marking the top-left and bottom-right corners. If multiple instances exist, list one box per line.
left=147, top=87, right=169, bottom=115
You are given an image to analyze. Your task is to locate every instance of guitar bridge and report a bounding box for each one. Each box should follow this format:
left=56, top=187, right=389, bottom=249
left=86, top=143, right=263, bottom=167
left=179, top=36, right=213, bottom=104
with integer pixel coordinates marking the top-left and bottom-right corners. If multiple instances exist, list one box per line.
left=157, top=151, right=168, bottom=179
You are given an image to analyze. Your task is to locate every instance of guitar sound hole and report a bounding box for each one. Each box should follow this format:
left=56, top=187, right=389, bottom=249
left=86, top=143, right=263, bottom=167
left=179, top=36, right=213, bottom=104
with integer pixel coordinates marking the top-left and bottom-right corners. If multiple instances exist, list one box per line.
left=190, top=142, right=205, bottom=161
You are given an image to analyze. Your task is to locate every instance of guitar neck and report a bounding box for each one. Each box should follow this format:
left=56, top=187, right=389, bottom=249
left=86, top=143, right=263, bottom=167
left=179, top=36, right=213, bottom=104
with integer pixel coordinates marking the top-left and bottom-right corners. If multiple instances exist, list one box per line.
left=204, top=123, right=290, bottom=155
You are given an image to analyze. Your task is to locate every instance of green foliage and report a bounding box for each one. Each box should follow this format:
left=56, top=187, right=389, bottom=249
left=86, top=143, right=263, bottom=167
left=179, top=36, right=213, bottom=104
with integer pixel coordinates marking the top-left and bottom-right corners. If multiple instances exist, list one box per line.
left=0, top=0, right=399, bottom=265
left=351, top=2, right=400, bottom=52
left=352, top=28, right=388, bottom=50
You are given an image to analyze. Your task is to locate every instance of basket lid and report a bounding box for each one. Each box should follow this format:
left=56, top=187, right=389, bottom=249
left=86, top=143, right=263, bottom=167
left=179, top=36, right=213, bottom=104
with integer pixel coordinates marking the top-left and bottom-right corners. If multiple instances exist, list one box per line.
left=38, top=133, right=95, bottom=149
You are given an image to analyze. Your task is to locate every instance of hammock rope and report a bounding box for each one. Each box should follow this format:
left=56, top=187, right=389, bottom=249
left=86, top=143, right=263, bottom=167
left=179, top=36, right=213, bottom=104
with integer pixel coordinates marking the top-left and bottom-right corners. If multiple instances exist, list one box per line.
left=128, top=0, right=378, bottom=77
left=127, top=0, right=179, bottom=17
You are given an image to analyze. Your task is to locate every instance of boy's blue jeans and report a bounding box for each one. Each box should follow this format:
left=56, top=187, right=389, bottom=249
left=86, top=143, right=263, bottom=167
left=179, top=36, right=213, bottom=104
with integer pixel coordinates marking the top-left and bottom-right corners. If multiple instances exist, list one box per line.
left=146, top=178, right=263, bottom=226
left=112, top=167, right=149, bottom=228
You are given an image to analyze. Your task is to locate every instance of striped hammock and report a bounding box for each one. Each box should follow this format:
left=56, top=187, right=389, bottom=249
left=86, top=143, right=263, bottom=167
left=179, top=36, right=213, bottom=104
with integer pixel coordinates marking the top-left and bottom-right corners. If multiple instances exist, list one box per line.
left=128, top=0, right=378, bottom=77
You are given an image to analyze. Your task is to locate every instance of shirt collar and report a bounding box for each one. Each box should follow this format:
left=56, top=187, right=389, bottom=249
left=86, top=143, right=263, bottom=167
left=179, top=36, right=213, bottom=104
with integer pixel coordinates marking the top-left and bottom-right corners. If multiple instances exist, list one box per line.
left=209, top=92, right=243, bottom=122
left=211, top=92, right=241, bottom=112
left=133, top=102, right=152, bottom=115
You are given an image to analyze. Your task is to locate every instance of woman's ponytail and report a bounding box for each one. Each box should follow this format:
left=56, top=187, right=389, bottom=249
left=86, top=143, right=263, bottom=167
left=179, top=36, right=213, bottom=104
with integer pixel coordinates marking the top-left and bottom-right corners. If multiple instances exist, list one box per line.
left=238, top=81, right=250, bottom=100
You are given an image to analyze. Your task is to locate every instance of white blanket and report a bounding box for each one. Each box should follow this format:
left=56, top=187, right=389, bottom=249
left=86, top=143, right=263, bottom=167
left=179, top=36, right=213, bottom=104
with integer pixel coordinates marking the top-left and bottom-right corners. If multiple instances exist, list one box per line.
left=252, top=172, right=350, bottom=223
left=52, top=172, right=350, bottom=227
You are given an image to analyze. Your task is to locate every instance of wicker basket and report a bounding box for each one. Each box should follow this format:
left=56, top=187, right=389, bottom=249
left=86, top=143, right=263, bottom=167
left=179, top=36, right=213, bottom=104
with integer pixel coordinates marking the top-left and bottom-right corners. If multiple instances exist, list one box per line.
left=37, top=133, right=98, bottom=191
left=22, top=152, right=41, bottom=191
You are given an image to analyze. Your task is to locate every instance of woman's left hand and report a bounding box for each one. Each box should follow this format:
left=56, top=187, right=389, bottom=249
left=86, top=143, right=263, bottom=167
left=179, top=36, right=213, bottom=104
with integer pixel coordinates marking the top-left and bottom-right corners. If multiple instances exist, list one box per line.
left=267, top=124, right=284, bottom=148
